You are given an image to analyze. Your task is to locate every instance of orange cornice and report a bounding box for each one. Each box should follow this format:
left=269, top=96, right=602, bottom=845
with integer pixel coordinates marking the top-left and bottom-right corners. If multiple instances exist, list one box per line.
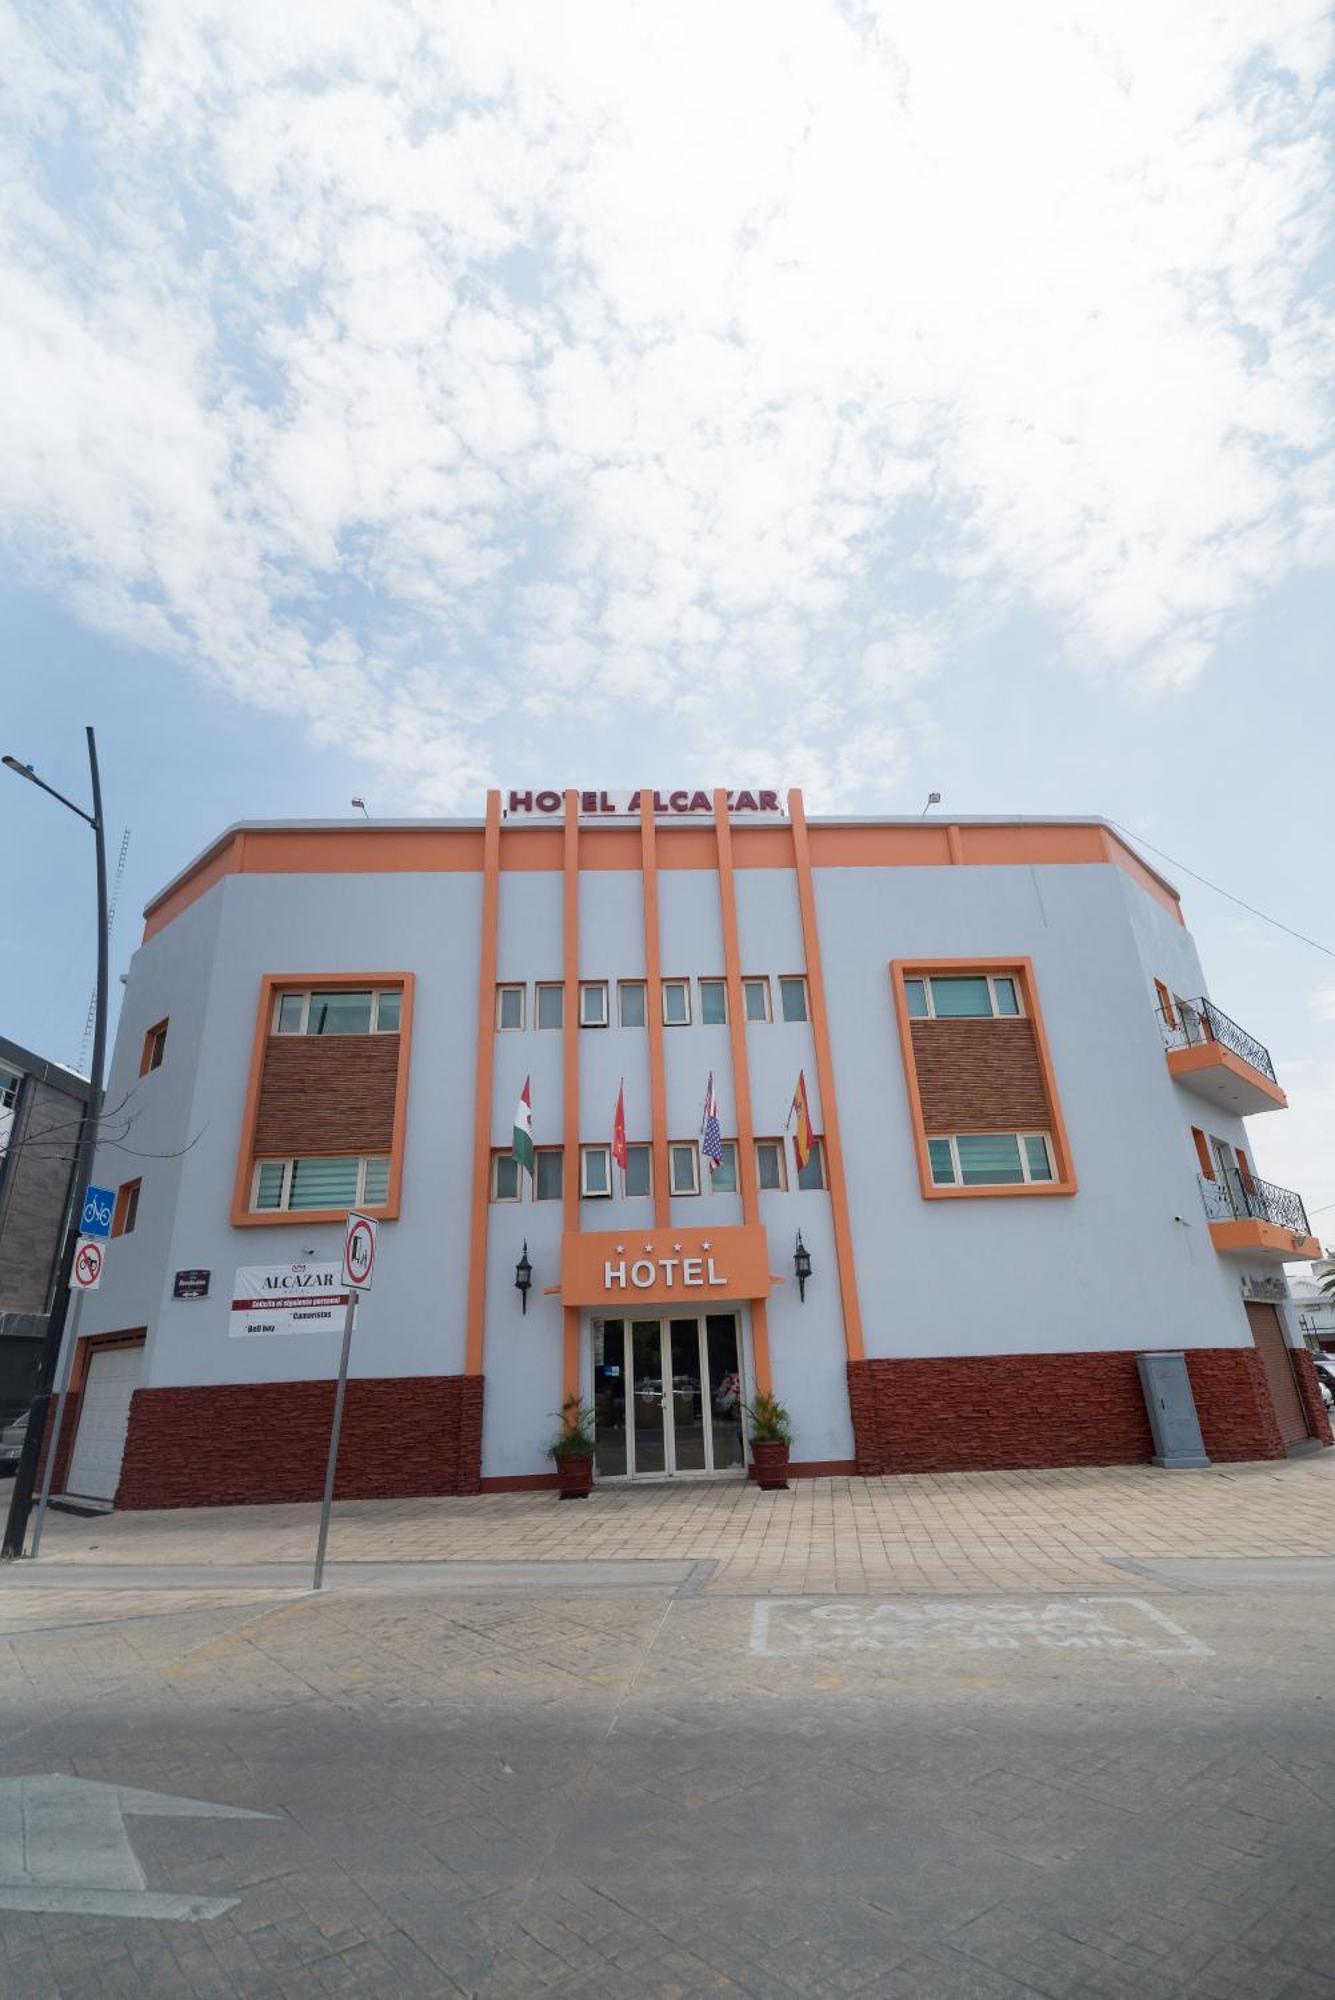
left=714, top=789, right=771, bottom=1396
left=890, top=957, right=1078, bottom=1201
left=229, top=971, right=416, bottom=1228
left=640, top=795, right=671, bottom=1228
left=142, top=818, right=1184, bottom=941
left=790, top=790, right=865, bottom=1362
left=464, top=793, right=502, bottom=1374
left=562, top=791, right=581, bottom=1401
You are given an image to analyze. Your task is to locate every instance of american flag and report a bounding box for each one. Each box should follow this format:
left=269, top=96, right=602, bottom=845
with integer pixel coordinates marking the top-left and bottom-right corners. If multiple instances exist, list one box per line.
left=700, top=1072, right=724, bottom=1173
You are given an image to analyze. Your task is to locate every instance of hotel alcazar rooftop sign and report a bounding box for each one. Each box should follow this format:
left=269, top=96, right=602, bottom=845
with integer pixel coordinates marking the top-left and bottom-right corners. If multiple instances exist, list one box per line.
left=506, top=789, right=783, bottom=818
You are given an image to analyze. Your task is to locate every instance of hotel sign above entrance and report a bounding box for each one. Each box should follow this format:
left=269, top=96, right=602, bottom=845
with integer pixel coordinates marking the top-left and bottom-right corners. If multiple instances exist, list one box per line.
left=506, top=790, right=783, bottom=819
left=561, top=1224, right=774, bottom=1308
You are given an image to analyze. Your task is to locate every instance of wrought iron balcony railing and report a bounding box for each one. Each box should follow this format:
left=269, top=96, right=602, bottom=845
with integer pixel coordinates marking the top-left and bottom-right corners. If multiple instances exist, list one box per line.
left=1198, top=1169, right=1311, bottom=1236
left=1162, top=997, right=1277, bottom=1083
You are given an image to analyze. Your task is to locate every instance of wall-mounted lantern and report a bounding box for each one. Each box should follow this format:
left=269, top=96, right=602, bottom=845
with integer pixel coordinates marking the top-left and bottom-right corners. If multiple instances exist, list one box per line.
left=794, top=1231, right=812, bottom=1303
left=515, top=1241, right=533, bottom=1314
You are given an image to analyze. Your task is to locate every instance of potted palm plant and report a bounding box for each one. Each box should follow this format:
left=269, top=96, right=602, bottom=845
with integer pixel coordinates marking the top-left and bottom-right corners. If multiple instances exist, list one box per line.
left=549, top=1395, right=596, bottom=1499
left=745, top=1392, right=792, bottom=1490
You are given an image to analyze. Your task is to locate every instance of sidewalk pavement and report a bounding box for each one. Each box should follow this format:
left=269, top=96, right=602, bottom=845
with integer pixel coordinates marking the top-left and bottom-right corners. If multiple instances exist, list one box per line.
left=15, top=1450, right=1335, bottom=1601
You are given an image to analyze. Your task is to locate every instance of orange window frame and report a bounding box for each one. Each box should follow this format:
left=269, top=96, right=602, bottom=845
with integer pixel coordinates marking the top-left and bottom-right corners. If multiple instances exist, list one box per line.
left=889, top=957, right=1077, bottom=1200
left=112, top=1179, right=141, bottom=1236
left=230, top=971, right=415, bottom=1228
left=1191, top=1126, right=1214, bottom=1178
left=1153, top=981, right=1176, bottom=1028
left=139, top=1019, right=169, bottom=1075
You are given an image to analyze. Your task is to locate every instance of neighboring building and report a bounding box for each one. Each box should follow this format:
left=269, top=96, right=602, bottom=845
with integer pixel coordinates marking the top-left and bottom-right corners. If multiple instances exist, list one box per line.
left=1290, top=1262, right=1335, bottom=1351
left=0, top=1033, right=90, bottom=1419
left=58, top=791, right=1331, bottom=1508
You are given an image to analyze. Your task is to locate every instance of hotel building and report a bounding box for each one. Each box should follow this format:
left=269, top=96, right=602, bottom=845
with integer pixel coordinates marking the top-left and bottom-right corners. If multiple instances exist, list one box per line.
left=50, top=790, right=1329, bottom=1507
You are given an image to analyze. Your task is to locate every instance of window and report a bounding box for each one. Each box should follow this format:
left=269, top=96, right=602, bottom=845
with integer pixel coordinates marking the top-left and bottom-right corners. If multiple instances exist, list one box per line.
left=619, top=981, right=647, bottom=1027
left=743, top=977, right=770, bottom=1022
left=536, top=984, right=564, bottom=1030
left=796, top=1140, right=826, bottom=1192
left=699, top=978, right=728, bottom=1025
left=1154, top=980, right=1177, bottom=1027
left=0, top=1063, right=20, bottom=1110
left=669, top=1143, right=700, bottom=1195
left=140, top=1020, right=168, bottom=1074
left=496, top=985, right=525, bottom=1031
left=272, top=988, right=403, bottom=1035
left=756, top=1139, right=788, bottom=1191
left=492, top=1152, right=522, bottom=1202
left=927, top=1133, right=1054, bottom=1188
left=663, top=980, right=691, bottom=1026
left=535, top=1148, right=564, bottom=1201
left=253, top=1155, right=392, bottom=1212
left=581, top=1146, right=612, bottom=1197
left=113, top=1179, right=141, bottom=1236
left=906, top=975, right=1022, bottom=1020
left=709, top=1141, right=738, bottom=1193
left=580, top=981, right=609, bottom=1028
left=622, top=1144, right=652, bottom=1198
left=778, top=977, right=808, bottom=1023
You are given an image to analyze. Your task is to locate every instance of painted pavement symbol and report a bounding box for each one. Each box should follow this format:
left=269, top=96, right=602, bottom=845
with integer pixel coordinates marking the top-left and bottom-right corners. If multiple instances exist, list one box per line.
left=749, top=1596, right=1212, bottom=1660
left=0, top=1775, right=274, bottom=1920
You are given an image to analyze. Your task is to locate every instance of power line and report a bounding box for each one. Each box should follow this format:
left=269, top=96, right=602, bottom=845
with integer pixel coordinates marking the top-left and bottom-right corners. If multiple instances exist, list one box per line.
left=1107, top=818, right=1335, bottom=960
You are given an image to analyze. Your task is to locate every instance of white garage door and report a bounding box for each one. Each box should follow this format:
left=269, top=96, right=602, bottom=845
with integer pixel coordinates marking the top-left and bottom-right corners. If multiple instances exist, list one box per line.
left=67, top=1344, right=143, bottom=1501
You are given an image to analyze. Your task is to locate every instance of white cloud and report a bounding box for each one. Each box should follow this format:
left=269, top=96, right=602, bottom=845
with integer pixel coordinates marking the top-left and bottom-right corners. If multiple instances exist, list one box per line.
left=0, top=0, right=1331, bottom=802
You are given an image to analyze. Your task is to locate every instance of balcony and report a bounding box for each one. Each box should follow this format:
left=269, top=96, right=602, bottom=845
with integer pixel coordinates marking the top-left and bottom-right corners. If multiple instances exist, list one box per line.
left=1162, top=997, right=1287, bottom=1115
left=1198, top=1169, right=1321, bottom=1261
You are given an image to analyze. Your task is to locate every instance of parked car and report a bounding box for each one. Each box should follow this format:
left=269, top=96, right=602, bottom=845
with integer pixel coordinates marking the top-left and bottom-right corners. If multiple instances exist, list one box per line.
left=0, top=1408, right=28, bottom=1475
left=1310, top=1355, right=1335, bottom=1410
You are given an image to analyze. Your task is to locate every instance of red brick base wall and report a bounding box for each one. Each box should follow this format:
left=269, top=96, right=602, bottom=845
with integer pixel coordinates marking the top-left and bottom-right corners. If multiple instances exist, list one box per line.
left=1291, top=1349, right=1334, bottom=1448
left=847, top=1347, right=1290, bottom=1476
left=116, top=1374, right=484, bottom=1509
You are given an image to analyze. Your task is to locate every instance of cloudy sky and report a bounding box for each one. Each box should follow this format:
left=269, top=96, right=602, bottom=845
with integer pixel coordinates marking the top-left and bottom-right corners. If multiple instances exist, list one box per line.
left=1, top=1, right=1333, bottom=1234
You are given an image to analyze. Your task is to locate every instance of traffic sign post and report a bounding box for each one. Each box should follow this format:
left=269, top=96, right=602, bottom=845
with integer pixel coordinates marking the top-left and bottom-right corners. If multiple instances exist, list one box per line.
left=313, top=1214, right=379, bottom=1591
left=29, top=1290, right=85, bottom=1561
left=79, top=1186, right=115, bottom=1241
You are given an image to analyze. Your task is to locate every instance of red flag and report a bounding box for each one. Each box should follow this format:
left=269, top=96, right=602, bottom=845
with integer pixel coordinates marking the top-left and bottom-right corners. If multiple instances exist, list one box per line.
left=612, top=1079, right=628, bottom=1170
left=789, top=1071, right=813, bottom=1173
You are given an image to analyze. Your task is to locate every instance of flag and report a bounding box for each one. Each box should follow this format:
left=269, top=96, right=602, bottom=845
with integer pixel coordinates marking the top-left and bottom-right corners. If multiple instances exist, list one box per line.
left=788, top=1071, right=813, bottom=1173
left=513, top=1076, right=535, bottom=1180
left=612, top=1079, right=628, bottom=1170
left=700, top=1072, right=724, bottom=1173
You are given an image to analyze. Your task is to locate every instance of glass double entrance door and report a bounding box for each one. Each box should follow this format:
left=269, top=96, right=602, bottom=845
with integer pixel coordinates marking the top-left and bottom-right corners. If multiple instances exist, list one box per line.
left=591, top=1313, right=746, bottom=1480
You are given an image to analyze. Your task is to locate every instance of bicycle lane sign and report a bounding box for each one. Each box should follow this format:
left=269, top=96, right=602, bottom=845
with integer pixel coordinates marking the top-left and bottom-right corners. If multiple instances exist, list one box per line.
left=80, top=1185, right=115, bottom=1239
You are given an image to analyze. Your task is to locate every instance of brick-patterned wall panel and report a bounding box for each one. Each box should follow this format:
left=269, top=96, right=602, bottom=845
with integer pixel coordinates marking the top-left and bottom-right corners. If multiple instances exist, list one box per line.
left=1290, top=1348, right=1333, bottom=1448
left=252, top=1034, right=399, bottom=1157
left=909, top=1018, right=1051, bottom=1132
left=116, top=1374, right=483, bottom=1509
left=848, top=1347, right=1289, bottom=1476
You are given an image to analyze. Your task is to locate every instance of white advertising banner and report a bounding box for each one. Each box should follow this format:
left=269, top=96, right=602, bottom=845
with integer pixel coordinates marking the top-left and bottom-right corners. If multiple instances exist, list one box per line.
left=229, top=1263, right=350, bottom=1338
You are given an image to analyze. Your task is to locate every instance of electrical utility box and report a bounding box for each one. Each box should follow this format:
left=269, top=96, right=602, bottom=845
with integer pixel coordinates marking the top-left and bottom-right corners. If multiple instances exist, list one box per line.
left=1137, top=1351, right=1211, bottom=1469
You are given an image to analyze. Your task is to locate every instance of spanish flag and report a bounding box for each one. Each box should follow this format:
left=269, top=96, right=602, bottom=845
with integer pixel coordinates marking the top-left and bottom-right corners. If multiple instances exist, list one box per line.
left=789, top=1070, right=813, bottom=1173
left=611, top=1079, right=628, bottom=1171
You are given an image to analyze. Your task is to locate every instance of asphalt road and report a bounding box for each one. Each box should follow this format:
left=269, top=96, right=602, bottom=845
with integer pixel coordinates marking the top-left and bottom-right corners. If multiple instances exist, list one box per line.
left=2, top=1559, right=1334, bottom=1997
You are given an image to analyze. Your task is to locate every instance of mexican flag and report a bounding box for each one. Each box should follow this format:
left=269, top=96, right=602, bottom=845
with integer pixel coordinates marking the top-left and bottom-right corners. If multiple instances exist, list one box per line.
left=513, top=1076, right=535, bottom=1181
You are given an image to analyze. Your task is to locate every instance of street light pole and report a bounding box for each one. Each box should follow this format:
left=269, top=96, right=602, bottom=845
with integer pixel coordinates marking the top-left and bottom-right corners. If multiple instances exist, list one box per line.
left=1, top=727, right=108, bottom=1559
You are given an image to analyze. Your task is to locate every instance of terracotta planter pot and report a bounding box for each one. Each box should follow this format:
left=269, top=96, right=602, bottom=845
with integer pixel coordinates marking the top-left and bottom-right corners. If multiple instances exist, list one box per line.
left=750, top=1439, right=790, bottom=1490
left=555, top=1453, right=594, bottom=1499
